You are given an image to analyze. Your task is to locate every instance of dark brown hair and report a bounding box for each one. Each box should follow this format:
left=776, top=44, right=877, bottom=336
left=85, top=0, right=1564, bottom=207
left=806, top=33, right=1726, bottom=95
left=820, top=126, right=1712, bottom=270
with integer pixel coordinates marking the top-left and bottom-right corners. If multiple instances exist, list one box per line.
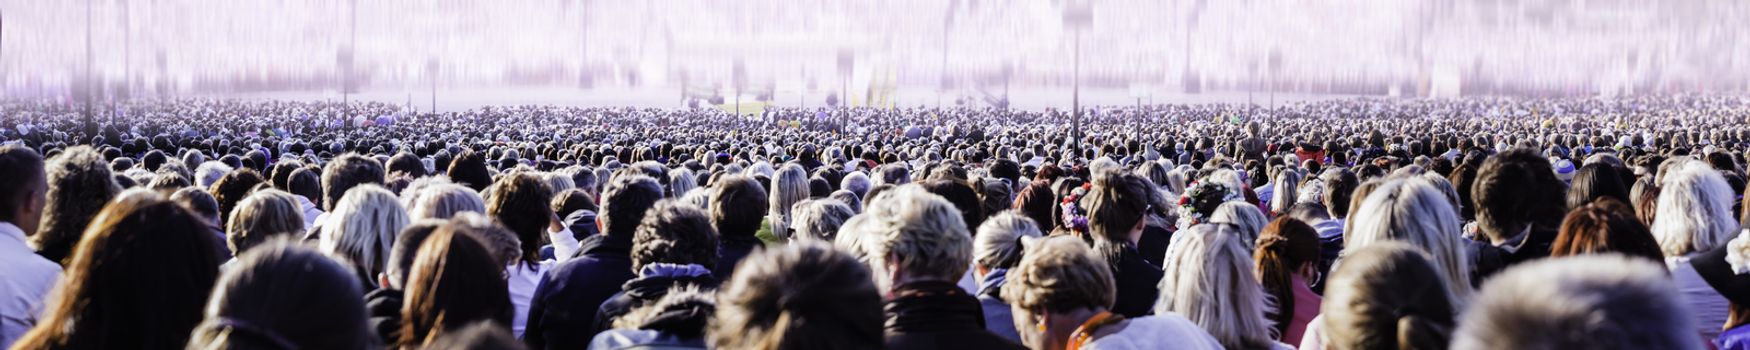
left=486, top=172, right=554, bottom=266
left=400, top=228, right=513, bottom=348
left=1254, top=216, right=1322, bottom=339
left=1552, top=198, right=1665, bottom=263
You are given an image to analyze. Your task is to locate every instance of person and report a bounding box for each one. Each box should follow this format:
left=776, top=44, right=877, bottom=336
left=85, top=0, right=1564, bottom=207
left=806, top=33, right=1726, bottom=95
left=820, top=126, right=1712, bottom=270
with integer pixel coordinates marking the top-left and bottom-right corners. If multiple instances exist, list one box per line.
left=1308, top=242, right=1456, bottom=350
left=709, top=175, right=767, bottom=278
left=971, top=211, right=1044, bottom=343
left=1469, top=148, right=1568, bottom=282
left=13, top=190, right=222, bottom=350
left=843, top=185, right=1024, bottom=349
left=287, top=168, right=325, bottom=230
left=707, top=241, right=884, bottom=350
left=31, top=146, right=121, bottom=265
left=588, top=287, right=715, bottom=349
left=1655, top=160, right=1740, bottom=340
left=320, top=185, right=411, bottom=291
left=1451, top=254, right=1699, bottom=350
left=1081, top=170, right=1165, bottom=318
left=223, top=189, right=307, bottom=266
left=593, top=201, right=719, bottom=334
left=186, top=239, right=377, bottom=349
left=1209, top=201, right=1270, bottom=249
left=409, top=183, right=488, bottom=221
left=1346, top=177, right=1474, bottom=300
left=760, top=163, right=809, bottom=243
left=365, top=220, right=445, bottom=344
left=485, top=173, right=580, bottom=337
left=424, top=321, right=528, bottom=350
left=321, top=153, right=387, bottom=213
left=789, top=198, right=856, bottom=242
left=526, top=175, right=663, bottom=350
left=208, top=168, right=266, bottom=228
left=1156, top=224, right=1292, bottom=350
left=1002, top=235, right=1223, bottom=350
left=0, top=145, right=58, bottom=349
left=1549, top=198, right=1664, bottom=263
left=1566, top=163, right=1632, bottom=210
left=1254, top=217, right=1323, bottom=347
left=400, top=224, right=514, bottom=348
left=1693, top=229, right=1750, bottom=350
left=1286, top=201, right=1343, bottom=293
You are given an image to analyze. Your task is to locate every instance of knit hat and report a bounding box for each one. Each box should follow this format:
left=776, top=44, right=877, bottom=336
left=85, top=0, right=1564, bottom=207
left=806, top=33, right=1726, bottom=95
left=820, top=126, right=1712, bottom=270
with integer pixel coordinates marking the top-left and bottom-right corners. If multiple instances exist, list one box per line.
left=1552, top=159, right=1576, bottom=183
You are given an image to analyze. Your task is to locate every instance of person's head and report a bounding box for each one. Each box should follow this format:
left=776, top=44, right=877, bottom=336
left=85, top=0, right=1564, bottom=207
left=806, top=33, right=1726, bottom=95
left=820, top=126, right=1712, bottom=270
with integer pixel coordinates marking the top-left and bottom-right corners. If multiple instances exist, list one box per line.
left=1254, top=216, right=1322, bottom=339
left=829, top=190, right=863, bottom=214
left=320, top=185, right=410, bottom=284
left=409, top=183, right=487, bottom=220
left=1552, top=198, right=1665, bottom=263
left=973, top=210, right=1044, bottom=273
left=388, top=152, right=427, bottom=178
left=1651, top=160, right=1739, bottom=257
left=485, top=173, right=553, bottom=266
left=708, top=241, right=883, bottom=350
left=1269, top=167, right=1303, bottom=215
left=550, top=188, right=598, bottom=217
left=209, top=167, right=267, bottom=228
left=383, top=220, right=445, bottom=290
left=0, top=145, right=48, bottom=235
left=322, top=153, right=386, bottom=211
left=1082, top=170, right=1154, bottom=267
left=33, top=145, right=123, bottom=265
left=710, top=175, right=768, bottom=238
left=769, top=163, right=812, bottom=237
left=845, top=185, right=974, bottom=292
left=631, top=201, right=720, bottom=273
left=1347, top=177, right=1473, bottom=302
left=1208, top=201, right=1269, bottom=249
left=447, top=149, right=492, bottom=192
left=197, top=161, right=235, bottom=188
left=1566, top=163, right=1630, bottom=210
left=669, top=167, right=699, bottom=198
left=1320, top=242, right=1456, bottom=350
left=419, top=321, right=526, bottom=350
left=14, top=189, right=221, bottom=350
left=225, top=189, right=307, bottom=255
left=1000, top=235, right=1116, bottom=349
left=790, top=199, right=856, bottom=242
left=1473, top=148, right=1568, bottom=243
left=287, top=167, right=322, bottom=206
left=840, top=171, right=872, bottom=199
left=1013, top=180, right=1057, bottom=231
left=188, top=239, right=377, bottom=349
left=1451, top=255, right=1697, bottom=350
left=1155, top=224, right=1278, bottom=350
left=602, top=174, right=665, bottom=238
left=1322, top=169, right=1359, bottom=219
left=400, top=225, right=513, bottom=348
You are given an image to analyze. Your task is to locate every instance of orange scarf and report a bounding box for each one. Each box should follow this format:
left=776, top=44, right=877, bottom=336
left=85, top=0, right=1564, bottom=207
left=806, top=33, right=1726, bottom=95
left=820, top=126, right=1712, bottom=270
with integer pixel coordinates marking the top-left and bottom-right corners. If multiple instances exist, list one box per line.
left=1065, top=311, right=1125, bottom=350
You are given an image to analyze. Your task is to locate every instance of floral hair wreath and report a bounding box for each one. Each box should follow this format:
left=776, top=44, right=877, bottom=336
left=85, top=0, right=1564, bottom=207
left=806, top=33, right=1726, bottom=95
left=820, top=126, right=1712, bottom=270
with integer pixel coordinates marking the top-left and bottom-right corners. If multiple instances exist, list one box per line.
left=1177, top=180, right=1241, bottom=225
left=1060, top=183, right=1093, bottom=232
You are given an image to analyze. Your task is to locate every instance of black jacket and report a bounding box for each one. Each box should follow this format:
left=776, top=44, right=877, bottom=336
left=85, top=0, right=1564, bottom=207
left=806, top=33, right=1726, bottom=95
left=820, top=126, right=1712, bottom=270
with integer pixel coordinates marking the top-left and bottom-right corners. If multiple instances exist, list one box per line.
left=592, top=264, right=718, bottom=334
left=525, top=233, right=637, bottom=350
left=716, top=235, right=764, bottom=278
left=363, top=288, right=403, bottom=345
left=1111, top=245, right=1163, bottom=318
left=884, top=281, right=1026, bottom=350
left=1136, top=223, right=1173, bottom=268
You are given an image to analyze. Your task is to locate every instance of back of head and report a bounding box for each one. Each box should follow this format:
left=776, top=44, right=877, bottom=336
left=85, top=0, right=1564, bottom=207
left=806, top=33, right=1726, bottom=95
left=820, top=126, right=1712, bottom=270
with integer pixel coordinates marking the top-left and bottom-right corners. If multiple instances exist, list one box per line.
left=209, top=168, right=267, bottom=228
left=633, top=201, right=720, bottom=272
left=919, top=178, right=985, bottom=233
left=420, top=321, right=526, bottom=350
left=1255, top=217, right=1322, bottom=337
left=287, top=167, right=322, bottom=206
left=410, top=183, right=487, bottom=220
left=709, top=241, right=883, bottom=350
left=710, top=175, right=768, bottom=238
left=1651, top=160, right=1739, bottom=257
left=1452, top=254, right=1697, bottom=350
left=790, top=199, right=856, bottom=242
left=321, top=185, right=410, bottom=283
left=35, top=145, right=123, bottom=265
left=446, top=150, right=492, bottom=192
left=1321, top=242, right=1456, bottom=350
left=385, top=220, right=446, bottom=290
left=485, top=173, right=553, bottom=266
left=1001, top=235, right=1115, bottom=348
left=1209, top=201, right=1269, bottom=249
left=226, top=189, right=307, bottom=255
left=973, top=210, right=1044, bottom=270
left=846, top=185, right=972, bottom=291
left=189, top=239, right=376, bottom=350
left=323, top=153, right=386, bottom=211
left=602, top=174, right=664, bottom=237
left=1348, top=177, right=1473, bottom=302
left=1083, top=170, right=1153, bottom=266
left=16, top=189, right=221, bottom=350
left=1552, top=198, right=1664, bottom=263
left=1155, top=224, right=1277, bottom=350
left=1472, top=148, right=1567, bottom=243
left=0, top=144, right=44, bottom=229
left=401, top=227, right=513, bottom=347
left=1566, top=163, right=1630, bottom=210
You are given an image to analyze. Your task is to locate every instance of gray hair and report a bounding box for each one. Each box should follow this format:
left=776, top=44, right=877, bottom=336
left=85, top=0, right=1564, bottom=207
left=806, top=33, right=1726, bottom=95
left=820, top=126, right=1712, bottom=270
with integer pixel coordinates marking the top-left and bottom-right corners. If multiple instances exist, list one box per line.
left=973, top=210, right=1043, bottom=270
left=408, top=184, right=487, bottom=221
left=1207, top=201, right=1269, bottom=250
left=196, top=161, right=234, bottom=188
left=669, top=168, right=698, bottom=199
left=840, top=171, right=873, bottom=199
left=847, top=185, right=973, bottom=291
left=1651, top=160, right=1739, bottom=258
left=1347, top=177, right=1474, bottom=304
left=1452, top=254, right=1698, bottom=350
left=790, top=199, right=856, bottom=242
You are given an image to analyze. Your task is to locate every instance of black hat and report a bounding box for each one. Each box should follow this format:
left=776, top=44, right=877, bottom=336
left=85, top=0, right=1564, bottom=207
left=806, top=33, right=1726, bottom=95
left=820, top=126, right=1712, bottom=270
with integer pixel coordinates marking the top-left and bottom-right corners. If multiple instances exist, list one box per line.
left=1692, top=229, right=1750, bottom=306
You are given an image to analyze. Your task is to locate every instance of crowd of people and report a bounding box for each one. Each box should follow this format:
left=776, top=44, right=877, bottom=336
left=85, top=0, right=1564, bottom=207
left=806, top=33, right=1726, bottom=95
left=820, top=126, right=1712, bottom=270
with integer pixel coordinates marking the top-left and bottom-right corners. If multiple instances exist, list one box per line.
left=1, top=94, right=1749, bottom=349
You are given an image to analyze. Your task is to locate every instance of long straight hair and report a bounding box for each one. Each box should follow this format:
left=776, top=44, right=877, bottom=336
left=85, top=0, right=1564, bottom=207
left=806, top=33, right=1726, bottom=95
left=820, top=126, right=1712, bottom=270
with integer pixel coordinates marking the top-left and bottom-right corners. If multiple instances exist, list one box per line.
left=1254, top=217, right=1321, bottom=340
left=1156, top=224, right=1280, bottom=350
left=400, top=228, right=513, bottom=348
left=1348, top=177, right=1473, bottom=305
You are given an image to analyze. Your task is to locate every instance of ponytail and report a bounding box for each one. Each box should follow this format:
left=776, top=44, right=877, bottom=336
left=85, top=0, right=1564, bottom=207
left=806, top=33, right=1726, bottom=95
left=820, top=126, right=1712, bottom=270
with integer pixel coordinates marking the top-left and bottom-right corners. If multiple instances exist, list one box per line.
left=1253, top=216, right=1322, bottom=341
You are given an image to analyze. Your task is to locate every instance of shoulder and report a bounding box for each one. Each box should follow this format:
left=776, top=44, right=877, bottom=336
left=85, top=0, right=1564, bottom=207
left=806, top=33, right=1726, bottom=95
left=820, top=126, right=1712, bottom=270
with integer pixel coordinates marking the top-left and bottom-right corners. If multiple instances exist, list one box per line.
left=1088, top=315, right=1222, bottom=350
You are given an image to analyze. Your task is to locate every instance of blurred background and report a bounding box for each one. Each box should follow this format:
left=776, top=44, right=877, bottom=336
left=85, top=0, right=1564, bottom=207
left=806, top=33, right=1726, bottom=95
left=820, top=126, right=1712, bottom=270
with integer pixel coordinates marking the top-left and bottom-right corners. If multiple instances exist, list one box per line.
left=2, top=0, right=1747, bottom=110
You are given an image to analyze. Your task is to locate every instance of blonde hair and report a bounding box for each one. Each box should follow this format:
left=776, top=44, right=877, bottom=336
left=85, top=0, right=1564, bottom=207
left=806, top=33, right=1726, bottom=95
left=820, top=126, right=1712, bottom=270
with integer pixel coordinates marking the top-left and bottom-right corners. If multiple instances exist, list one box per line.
left=1347, top=177, right=1473, bottom=304
left=320, top=185, right=410, bottom=280
left=669, top=168, right=698, bottom=199
left=1651, top=160, right=1738, bottom=258
left=225, top=189, right=307, bottom=255
left=847, top=185, right=973, bottom=291
left=1155, top=224, right=1279, bottom=350
left=1208, top=201, right=1268, bottom=250
left=1269, top=168, right=1301, bottom=215
left=409, top=184, right=487, bottom=220
left=769, top=164, right=811, bottom=239
left=1001, top=236, right=1115, bottom=349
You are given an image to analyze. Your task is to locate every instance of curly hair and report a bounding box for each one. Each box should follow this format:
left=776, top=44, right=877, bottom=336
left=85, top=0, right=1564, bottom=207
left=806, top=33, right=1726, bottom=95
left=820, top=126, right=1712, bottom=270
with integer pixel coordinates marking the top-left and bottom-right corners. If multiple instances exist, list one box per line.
left=632, top=201, right=720, bottom=272
left=33, top=146, right=122, bottom=265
